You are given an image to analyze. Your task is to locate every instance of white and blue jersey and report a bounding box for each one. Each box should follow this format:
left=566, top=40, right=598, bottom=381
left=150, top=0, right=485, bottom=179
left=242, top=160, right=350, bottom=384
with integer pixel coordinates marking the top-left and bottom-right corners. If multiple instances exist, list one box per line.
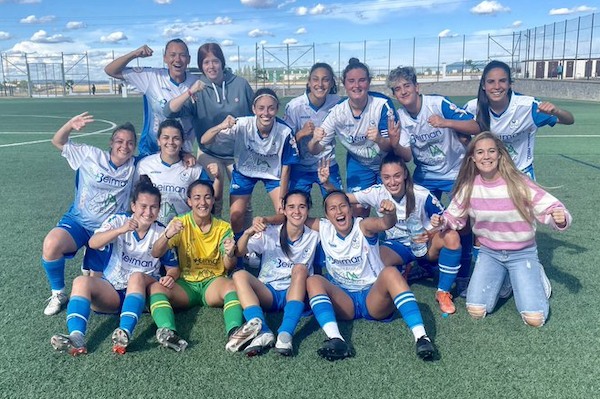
left=216, top=116, right=299, bottom=180
left=352, top=184, right=444, bottom=245
left=247, top=224, right=319, bottom=291
left=320, top=92, right=396, bottom=172
left=135, top=154, right=206, bottom=225
left=319, top=217, right=384, bottom=291
left=284, top=92, right=341, bottom=172
left=62, top=141, right=136, bottom=232
left=96, top=213, right=177, bottom=291
left=122, top=67, right=198, bottom=155
left=465, top=93, right=557, bottom=171
left=398, top=95, right=472, bottom=182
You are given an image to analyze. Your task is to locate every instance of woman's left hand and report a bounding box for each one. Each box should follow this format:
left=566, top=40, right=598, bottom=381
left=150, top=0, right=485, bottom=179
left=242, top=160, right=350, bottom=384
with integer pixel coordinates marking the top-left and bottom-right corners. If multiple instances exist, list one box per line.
left=159, top=275, right=175, bottom=289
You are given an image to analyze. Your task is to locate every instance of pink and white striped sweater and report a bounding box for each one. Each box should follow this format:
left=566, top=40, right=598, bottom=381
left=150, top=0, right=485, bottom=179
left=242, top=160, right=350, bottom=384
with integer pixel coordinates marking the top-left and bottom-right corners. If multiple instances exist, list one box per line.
left=442, top=175, right=571, bottom=250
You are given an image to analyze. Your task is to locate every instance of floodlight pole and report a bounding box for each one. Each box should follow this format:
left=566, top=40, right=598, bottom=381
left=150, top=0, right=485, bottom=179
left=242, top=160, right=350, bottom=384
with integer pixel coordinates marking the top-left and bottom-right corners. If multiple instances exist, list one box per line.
left=574, top=17, right=581, bottom=79
left=588, top=13, right=595, bottom=79
left=25, top=54, right=32, bottom=98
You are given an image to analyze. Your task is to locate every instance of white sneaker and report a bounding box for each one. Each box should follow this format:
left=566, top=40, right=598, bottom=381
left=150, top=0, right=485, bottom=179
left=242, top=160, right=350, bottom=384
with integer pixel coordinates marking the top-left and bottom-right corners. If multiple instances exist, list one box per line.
left=44, top=292, right=68, bottom=315
left=540, top=264, right=552, bottom=299
left=225, top=317, right=262, bottom=353
left=243, top=331, right=275, bottom=356
left=274, top=332, right=293, bottom=356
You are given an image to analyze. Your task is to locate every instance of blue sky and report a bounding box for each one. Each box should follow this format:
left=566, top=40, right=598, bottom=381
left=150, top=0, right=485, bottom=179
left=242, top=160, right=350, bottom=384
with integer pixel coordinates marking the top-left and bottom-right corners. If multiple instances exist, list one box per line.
left=0, top=0, right=597, bottom=78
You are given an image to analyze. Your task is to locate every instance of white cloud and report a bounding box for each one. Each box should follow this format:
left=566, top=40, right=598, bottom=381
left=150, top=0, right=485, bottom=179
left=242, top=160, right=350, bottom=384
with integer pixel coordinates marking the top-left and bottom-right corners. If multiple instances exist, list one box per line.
left=17, top=0, right=42, bottom=3
left=101, top=31, right=128, bottom=43
left=229, top=55, right=246, bottom=62
left=248, top=28, right=275, bottom=37
left=310, top=3, right=328, bottom=14
left=282, top=38, right=298, bottom=44
left=221, top=39, right=234, bottom=46
left=295, top=27, right=306, bottom=34
left=0, top=31, right=12, bottom=40
left=549, top=5, right=597, bottom=15
left=20, top=14, right=56, bottom=23
left=277, top=0, right=295, bottom=8
left=438, top=29, right=457, bottom=38
left=509, top=20, right=522, bottom=28
left=247, top=56, right=257, bottom=62
left=470, top=1, right=510, bottom=15
left=259, top=39, right=268, bottom=45
left=240, top=0, right=276, bottom=8
left=66, top=21, right=86, bottom=30
left=154, top=0, right=173, bottom=4
left=161, top=16, right=234, bottom=38
left=295, top=6, right=308, bottom=15
left=30, top=30, right=73, bottom=43
left=183, top=36, right=198, bottom=43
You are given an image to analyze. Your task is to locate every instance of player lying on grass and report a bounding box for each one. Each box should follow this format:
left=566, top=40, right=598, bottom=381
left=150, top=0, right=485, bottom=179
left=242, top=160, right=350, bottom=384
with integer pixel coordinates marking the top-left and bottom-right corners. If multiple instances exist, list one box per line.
left=51, top=177, right=178, bottom=355
left=42, top=113, right=137, bottom=316
left=148, top=180, right=256, bottom=352
left=303, top=191, right=436, bottom=361
left=318, top=153, right=462, bottom=315
left=230, top=190, right=319, bottom=356
left=431, top=133, right=571, bottom=327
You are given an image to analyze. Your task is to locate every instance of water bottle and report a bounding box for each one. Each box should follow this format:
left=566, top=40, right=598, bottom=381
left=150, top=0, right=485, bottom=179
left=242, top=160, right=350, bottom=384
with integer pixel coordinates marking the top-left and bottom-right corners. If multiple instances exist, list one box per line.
left=406, top=212, right=427, bottom=257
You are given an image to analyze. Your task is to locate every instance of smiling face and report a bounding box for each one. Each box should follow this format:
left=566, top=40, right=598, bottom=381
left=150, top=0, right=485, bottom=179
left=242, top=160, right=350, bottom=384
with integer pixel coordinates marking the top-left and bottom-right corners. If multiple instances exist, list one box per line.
left=187, top=183, right=214, bottom=220
left=483, top=67, right=511, bottom=107
left=253, top=96, right=278, bottom=132
left=380, top=162, right=407, bottom=198
left=131, top=193, right=160, bottom=229
left=158, top=126, right=183, bottom=159
left=325, top=192, right=353, bottom=236
left=472, top=138, right=500, bottom=180
left=201, top=52, right=224, bottom=84
left=391, top=78, right=419, bottom=110
left=109, top=129, right=136, bottom=165
left=308, top=67, right=333, bottom=102
left=283, top=193, right=309, bottom=228
left=343, top=67, right=370, bottom=104
left=164, top=42, right=190, bottom=82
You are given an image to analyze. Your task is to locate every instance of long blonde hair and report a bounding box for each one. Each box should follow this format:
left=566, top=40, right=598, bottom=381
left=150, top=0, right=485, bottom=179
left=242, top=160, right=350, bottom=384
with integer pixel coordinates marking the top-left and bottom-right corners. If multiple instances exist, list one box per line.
left=451, top=132, right=534, bottom=224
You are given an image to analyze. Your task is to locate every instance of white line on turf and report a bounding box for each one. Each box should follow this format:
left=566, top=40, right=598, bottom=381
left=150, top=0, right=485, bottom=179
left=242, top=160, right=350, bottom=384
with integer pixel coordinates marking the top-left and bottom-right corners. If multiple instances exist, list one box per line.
left=537, top=135, right=600, bottom=138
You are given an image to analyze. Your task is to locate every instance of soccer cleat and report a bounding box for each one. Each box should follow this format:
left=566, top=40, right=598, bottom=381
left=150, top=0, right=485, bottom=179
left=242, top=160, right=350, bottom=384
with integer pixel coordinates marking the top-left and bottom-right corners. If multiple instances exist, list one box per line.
left=317, top=338, right=352, bottom=361
left=51, top=333, right=87, bottom=356
left=415, top=336, right=436, bottom=361
left=44, top=292, right=68, bottom=316
left=499, top=275, right=512, bottom=299
left=111, top=328, right=130, bottom=355
left=540, top=264, right=552, bottom=299
left=436, top=291, right=456, bottom=314
left=156, top=328, right=188, bottom=352
left=455, top=277, right=469, bottom=298
left=243, top=331, right=275, bottom=357
left=274, top=332, right=293, bottom=357
left=225, top=317, right=262, bottom=353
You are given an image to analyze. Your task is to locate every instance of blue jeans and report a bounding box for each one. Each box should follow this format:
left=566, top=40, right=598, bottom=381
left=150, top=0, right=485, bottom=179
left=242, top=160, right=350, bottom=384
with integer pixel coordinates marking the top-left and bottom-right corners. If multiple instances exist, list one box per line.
left=466, top=244, right=548, bottom=322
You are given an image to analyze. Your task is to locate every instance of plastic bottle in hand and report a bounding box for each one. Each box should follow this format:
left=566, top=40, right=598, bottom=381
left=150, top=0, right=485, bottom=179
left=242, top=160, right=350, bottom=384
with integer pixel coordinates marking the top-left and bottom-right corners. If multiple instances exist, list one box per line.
left=406, top=212, right=427, bottom=257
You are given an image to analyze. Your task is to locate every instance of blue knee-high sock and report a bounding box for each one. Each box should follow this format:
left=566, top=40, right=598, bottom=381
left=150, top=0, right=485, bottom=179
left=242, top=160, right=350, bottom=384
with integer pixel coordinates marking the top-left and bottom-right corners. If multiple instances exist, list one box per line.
left=66, top=296, right=91, bottom=336
left=458, top=233, right=473, bottom=279
left=119, top=293, right=145, bottom=337
left=243, top=305, right=270, bottom=332
left=393, top=291, right=424, bottom=330
left=438, top=247, right=462, bottom=292
left=309, top=294, right=343, bottom=339
left=278, top=300, right=304, bottom=336
left=42, top=257, right=66, bottom=292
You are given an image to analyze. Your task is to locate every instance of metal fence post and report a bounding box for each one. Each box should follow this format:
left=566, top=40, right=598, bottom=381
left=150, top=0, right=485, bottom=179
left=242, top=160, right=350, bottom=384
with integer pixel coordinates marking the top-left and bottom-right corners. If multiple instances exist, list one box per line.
left=574, top=16, right=581, bottom=78
left=462, top=35, right=465, bottom=81
left=25, top=54, right=32, bottom=98
left=388, top=39, right=391, bottom=74
left=436, top=36, right=441, bottom=82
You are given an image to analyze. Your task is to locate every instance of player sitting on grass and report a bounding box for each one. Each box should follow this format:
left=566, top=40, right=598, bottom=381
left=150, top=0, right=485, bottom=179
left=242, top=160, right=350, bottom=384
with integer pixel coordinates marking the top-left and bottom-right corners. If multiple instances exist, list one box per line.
left=318, top=153, right=462, bottom=315
left=51, top=177, right=178, bottom=355
left=431, top=133, right=571, bottom=327
left=303, top=191, right=436, bottom=361
left=147, top=180, right=258, bottom=352
left=42, top=113, right=137, bottom=316
left=230, top=190, right=319, bottom=356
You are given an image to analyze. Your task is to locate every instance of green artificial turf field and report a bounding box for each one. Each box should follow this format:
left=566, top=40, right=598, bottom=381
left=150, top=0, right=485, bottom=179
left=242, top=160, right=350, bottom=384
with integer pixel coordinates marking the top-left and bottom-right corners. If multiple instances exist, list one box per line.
left=0, top=94, right=598, bottom=398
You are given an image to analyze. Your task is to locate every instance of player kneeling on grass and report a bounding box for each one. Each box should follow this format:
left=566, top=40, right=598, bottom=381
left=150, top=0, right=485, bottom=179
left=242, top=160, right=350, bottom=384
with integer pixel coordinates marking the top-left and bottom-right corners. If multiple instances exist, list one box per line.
left=431, top=133, right=571, bottom=327
left=319, top=153, right=462, bottom=315
left=147, top=180, right=254, bottom=352
left=303, top=192, right=436, bottom=361
left=230, top=190, right=319, bottom=356
left=51, top=177, right=178, bottom=355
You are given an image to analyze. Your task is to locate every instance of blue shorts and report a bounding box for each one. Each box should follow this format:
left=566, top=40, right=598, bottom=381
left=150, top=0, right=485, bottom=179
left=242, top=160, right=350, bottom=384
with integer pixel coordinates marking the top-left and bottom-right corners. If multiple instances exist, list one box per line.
left=346, top=156, right=381, bottom=193
left=94, top=287, right=127, bottom=315
left=266, top=285, right=288, bottom=312
left=521, top=164, right=536, bottom=181
left=381, top=239, right=419, bottom=265
left=326, top=276, right=394, bottom=322
left=414, top=178, right=455, bottom=201
left=289, top=163, right=343, bottom=197
left=230, top=169, right=279, bottom=196
left=57, top=214, right=110, bottom=272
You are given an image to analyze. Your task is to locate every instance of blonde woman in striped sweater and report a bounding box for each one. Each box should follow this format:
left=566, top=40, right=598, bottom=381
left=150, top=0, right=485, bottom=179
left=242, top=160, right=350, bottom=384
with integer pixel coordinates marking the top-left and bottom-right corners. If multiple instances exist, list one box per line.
left=431, top=132, right=571, bottom=327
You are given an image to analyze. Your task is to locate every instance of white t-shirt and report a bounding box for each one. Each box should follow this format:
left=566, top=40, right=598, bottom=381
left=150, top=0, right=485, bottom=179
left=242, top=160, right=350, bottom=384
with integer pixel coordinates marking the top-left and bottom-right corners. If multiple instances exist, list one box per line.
left=247, top=224, right=319, bottom=291
left=97, top=213, right=177, bottom=291
left=62, top=141, right=136, bottom=231
left=283, top=93, right=341, bottom=172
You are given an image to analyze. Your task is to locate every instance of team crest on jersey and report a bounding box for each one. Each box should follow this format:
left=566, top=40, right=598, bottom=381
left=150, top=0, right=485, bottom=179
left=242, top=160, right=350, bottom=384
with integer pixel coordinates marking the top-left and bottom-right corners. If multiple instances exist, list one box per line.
left=509, top=119, right=519, bottom=129
left=132, top=67, right=144, bottom=73
left=351, top=237, right=360, bottom=249
left=180, top=170, right=191, bottom=182
left=369, top=120, right=376, bottom=127
left=252, top=231, right=263, bottom=240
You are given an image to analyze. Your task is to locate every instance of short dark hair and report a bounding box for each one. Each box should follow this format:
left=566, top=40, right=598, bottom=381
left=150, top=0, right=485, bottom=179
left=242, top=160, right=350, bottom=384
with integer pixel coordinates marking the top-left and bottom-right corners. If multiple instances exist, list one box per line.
left=197, top=42, right=226, bottom=70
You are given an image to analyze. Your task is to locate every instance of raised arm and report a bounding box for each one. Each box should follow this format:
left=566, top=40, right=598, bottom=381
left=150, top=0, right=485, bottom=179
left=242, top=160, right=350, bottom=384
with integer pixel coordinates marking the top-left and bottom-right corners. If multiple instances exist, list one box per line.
left=388, top=115, right=412, bottom=162
left=151, top=219, right=183, bottom=258
left=359, top=199, right=397, bottom=237
left=537, top=102, right=575, bottom=125
left=166, top=80, right=206, bottom=115
left=88, top=218, right=137, bottom=249
left=52, top=112, right=94, bottom=151
left=428, top=115, right=481, bottom=135
left=104, top=45, right=153, bottom=80
left=307, top=127, right=326, bottom=155
left=200, top=115, right=236, bottom=146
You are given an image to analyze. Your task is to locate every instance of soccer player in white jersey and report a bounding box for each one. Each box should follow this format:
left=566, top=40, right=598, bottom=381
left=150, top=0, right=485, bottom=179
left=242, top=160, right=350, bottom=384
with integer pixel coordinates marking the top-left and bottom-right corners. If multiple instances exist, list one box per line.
left=230, top=190, right=319, bottom=356
left=200, top=88, right=299, bottom=239
left=465, top=60, right=574, bottom=180
left=388, top=66, right=480, bottom=297
left=284, top=63, right=342, bottom=197
left=41, top=113, right=137, bottom=316
left=135, top=119, right=218, bottom=225
left=318, top=154, right=461, bottom=314
left=308, top=58, right=395, bottom=217
left=104, top=39, right=198, bottom=156
left=302, top=191, right=436, bottom=361
left=51, top=177, right=178, bottom=355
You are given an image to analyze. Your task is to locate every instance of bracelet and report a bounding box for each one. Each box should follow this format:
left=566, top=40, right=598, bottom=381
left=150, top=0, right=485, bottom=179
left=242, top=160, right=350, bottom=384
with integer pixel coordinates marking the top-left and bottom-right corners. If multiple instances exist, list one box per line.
left=187, top=89, right=194, bottom=98
left=164, top=231, right=174, bottom=240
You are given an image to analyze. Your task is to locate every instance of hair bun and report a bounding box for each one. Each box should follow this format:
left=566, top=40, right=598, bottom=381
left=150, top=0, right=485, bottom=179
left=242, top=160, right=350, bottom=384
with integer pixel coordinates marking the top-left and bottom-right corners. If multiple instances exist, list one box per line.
left=348, top=57, right=360, bottom=65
